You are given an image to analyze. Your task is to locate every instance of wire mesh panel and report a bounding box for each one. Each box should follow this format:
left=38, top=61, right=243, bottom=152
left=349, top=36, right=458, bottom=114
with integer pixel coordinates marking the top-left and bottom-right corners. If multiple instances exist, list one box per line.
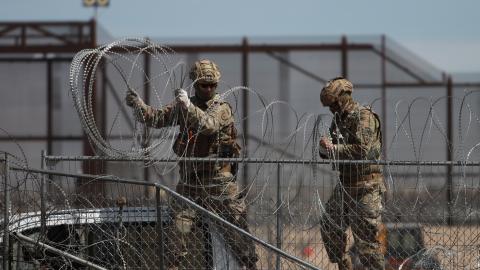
left=2, top=157, right=472, bottom=270
left=2, top=161, right=328, bottom=269
left=2, top=168, right=163, bottom=269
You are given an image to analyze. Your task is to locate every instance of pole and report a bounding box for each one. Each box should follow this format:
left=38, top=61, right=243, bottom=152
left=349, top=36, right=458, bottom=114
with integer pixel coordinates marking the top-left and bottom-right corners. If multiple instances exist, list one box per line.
left=381, top=35, right=387, bottom=159
left=242, top=37, right=250, bottom=189
left=40, top=150, right=47, bottom=238
left=143, top=43, right=151, bottom=198
left=446, top=76, right=453, bottom=226
left=47, top=60, right=53, bottom=155
left=3, top=153, right=10, bottom=270
left=276, top=163, right=282, bottom=270
left=341, top=36, right=348, bottom=78
left=155, top=187, right=165, bottom=270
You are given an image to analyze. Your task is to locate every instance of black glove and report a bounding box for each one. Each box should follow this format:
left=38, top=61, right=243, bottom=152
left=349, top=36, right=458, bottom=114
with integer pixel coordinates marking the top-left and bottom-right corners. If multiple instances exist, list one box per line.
left=125, top=89, right=144, bottom=108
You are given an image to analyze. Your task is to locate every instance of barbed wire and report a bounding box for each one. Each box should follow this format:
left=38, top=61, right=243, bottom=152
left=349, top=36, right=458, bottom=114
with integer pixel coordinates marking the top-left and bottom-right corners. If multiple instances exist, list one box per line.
left=1, top=38, right=479, bottom=269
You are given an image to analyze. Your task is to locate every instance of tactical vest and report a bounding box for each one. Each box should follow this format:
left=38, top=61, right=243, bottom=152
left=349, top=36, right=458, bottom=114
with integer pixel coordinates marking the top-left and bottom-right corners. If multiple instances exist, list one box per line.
left=332, top=105, right=383, bottom=185
left=173, top=96, right=241, bottom=178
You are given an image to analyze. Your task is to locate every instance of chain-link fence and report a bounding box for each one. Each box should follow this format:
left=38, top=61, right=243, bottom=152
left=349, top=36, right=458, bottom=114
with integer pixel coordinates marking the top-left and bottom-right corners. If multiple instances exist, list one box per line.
left=1, top=155, right=479, bottom=269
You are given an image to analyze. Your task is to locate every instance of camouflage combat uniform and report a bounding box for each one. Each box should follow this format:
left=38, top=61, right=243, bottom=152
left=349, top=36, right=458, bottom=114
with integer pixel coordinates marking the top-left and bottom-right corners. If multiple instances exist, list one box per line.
left=320, top=102, right=385, bottom=270
left=135, top=93, right=258, bottom=269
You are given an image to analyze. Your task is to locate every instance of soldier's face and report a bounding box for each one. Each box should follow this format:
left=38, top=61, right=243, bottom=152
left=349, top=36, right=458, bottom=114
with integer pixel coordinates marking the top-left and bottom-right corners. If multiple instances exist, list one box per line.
left=196, top=82, right=217, bottom=100
left=329, top=102, right=341, bottom=114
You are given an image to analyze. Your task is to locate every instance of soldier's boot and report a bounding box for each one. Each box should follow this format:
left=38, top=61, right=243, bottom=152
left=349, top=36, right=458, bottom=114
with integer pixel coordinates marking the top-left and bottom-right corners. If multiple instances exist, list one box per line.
left=242, top=265, right=257, bottom=270
left=337, top=256, right=353, bottom=270
left=241, top=256, right=258, bottom=270
left=361, top=253, right=385, bottom=270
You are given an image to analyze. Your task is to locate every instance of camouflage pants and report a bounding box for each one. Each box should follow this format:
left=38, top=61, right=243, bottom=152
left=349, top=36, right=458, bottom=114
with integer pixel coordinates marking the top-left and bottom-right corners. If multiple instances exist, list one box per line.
left=320, top=181, right=385, bottom=270
left=164, top=176, right=258, bottom=269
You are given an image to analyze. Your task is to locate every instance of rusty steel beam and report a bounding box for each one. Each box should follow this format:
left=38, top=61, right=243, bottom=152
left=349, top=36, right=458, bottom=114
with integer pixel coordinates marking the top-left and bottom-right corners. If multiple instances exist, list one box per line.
left=0, top=20, right=95, bottom=53
left=47, top=60, right=53, bottom=155
left=267, top=51, right=327, bottom=83
left=370, top=47, right=426, bottom=83
left=0, top=57, right=73, bottom=62
left=143, top=47, right=151, bottom=196
left=21, top=24, right=26, bottom=46
left=341, top=35, right=348, bottom=78
left=111, top=43, right=374, bottom=54
left=170, top=43, right=374, bottom=53
left=381, top=35, right=387, bottom=159
left=0, top=33, right=91, bottom=37
left=0, top=135, right=163, bottom=141
left=101, top=63, right=107, bottom=137
left=30, top=24, right=75, bottom=45
left=0, top=136, right=82, bottom=141
left=446, top=76, right=453, bottom=226
left=355, top=82, right=480, bottom=88
left=91, top=19, right=96, bottom=47
left=241, top=37, right=249, bottom=188
left=0, top=21, right=92, bottom=26
left=0, top=25, right=16, bottom=37
left=0, top=45, right=93, bottom=53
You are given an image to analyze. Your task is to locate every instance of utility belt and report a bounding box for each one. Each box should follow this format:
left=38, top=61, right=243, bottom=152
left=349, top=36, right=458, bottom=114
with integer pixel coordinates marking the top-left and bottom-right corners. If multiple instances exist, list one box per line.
left=176, top=180, right=239, bottom=199
left=358, top=173, right=383, bottom=182
left=340, top=173, right=384, bottom=190
left=185, top=164, right=233, bottom=182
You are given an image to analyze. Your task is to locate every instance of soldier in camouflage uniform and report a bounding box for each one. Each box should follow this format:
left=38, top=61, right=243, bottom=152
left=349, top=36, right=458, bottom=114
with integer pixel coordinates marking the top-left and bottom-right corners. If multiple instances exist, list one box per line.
left=126, top=59, right=258, bottom=269
left=318, top=77, right=385, bottom=270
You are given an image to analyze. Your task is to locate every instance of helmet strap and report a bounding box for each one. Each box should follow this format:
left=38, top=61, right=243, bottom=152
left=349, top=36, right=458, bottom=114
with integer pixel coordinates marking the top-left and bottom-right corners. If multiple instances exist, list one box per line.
left=337, top=94, right=355, bottom=113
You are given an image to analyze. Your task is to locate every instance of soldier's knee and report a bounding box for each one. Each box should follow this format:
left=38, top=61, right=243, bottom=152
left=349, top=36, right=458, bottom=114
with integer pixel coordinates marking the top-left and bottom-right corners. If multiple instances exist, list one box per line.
left=359, top=253, right=384, bottom=270
left=175, top=210, right=196, bottom=233
left=337, top=256, right=353, bottom=270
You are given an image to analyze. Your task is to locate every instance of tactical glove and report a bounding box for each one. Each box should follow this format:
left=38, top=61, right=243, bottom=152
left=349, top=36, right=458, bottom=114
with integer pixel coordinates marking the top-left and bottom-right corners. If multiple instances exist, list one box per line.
left=126, top=89, right=148, bottom=122
left=125, top=89, right=145, bottom=108
left=174, top=88, right=191, bottom=109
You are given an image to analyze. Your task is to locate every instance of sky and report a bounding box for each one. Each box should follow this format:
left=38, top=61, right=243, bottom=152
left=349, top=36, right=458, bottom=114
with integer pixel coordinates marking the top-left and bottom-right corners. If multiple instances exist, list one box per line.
left=2, top=0, right=480, bottom=73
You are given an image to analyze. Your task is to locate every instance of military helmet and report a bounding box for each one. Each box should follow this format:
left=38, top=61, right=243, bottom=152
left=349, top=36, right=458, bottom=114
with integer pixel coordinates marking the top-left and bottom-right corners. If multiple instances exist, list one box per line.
left=320, top=77, right=353, bottom=106
left=189, top=59, right=221, bottom=84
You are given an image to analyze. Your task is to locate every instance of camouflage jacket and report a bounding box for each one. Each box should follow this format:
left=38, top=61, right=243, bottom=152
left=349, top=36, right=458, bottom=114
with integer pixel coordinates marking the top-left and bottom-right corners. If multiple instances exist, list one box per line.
left=322, top=102, right=383, bottom=187
left=136, top=94, right=240, bottom=178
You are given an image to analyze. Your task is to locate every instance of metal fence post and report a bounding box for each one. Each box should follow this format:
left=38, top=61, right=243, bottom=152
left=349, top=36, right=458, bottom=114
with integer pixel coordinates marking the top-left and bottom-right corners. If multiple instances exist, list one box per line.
left=446, top=76, right=453, bottom=226
left=276, top=163, right=282, bottom=270
left=155, top=186, right=165, bottom=270
left=241, top=37, right=249, bottom=189
left=3, top=153, right=10, bottom=270
left=40, top=150, right=47, bottom=237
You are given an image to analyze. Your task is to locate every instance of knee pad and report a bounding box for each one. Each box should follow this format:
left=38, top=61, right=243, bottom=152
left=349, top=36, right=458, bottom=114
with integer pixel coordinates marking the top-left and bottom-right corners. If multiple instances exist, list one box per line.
left=175, top=210, right=195, bottom=234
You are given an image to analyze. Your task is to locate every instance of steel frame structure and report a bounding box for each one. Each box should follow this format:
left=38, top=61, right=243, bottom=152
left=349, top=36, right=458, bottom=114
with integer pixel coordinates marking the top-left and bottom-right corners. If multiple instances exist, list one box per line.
left=1, top=21, right=480, bottom=226
left=0, top=20, right=95, bottom=53
left=2, top=20, right=480, bottom=156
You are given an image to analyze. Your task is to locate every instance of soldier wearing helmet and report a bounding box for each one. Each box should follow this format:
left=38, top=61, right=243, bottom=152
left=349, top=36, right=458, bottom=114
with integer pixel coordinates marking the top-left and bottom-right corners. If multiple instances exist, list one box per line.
left=126, top=59, right=258, bottom=269
left=189, top=59, right=221, bottom=100
left=318, top=77, right=385, bottom=270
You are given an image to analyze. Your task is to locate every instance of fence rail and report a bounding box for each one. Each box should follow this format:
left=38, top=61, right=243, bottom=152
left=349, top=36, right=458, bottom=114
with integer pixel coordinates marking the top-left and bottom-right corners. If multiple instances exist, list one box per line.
left=44, top=155, right=480, bottom=166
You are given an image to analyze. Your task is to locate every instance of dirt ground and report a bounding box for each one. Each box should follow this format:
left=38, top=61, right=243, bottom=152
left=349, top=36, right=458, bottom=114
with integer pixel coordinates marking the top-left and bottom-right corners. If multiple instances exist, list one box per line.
left=252, top=224, right=480, bottom=270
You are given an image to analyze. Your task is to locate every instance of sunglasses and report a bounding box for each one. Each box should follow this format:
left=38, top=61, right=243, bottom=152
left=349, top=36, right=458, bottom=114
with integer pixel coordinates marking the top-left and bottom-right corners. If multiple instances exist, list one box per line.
left=320, top=92, right=336, bottom=106
left=198, top=82, right=218, bottom=89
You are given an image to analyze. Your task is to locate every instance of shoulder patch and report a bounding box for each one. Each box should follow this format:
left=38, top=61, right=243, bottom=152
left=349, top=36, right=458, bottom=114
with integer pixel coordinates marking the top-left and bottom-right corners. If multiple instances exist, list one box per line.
left=221, top=110, right=230, bottom=122
left=216, top=103, right=233, bottom=124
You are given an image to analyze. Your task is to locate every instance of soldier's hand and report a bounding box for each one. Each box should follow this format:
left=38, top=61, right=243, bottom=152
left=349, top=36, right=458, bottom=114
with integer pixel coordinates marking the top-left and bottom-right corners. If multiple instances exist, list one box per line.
left=320, top=137, right=335, bottom=152
left=174, top=88, right=191, bottom=109
left=126, top=89, right=148, bottom=122
left=126, top=89, right=144, bottom=108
